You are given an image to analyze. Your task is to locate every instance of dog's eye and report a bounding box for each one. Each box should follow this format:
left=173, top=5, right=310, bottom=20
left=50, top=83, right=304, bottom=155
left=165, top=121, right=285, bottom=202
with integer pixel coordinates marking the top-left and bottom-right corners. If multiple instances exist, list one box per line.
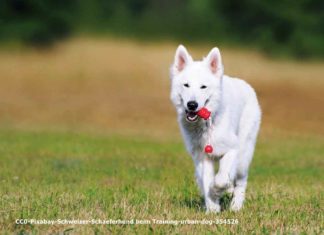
left=200, top=85, right=207, bottom=89
left=183, top=83, right=190, bottom=88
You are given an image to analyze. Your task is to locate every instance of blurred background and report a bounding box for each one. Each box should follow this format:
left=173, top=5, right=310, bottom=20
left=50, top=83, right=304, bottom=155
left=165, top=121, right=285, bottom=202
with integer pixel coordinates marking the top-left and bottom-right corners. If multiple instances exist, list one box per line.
left=0, top=0, right=323, bottom=137
left=1, top=0, right=324, bottom=58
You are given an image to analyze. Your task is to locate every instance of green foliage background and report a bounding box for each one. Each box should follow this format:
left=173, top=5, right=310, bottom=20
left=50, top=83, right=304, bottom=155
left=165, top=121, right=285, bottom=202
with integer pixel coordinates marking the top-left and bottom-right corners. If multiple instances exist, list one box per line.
left=0, top=0, right=323, bottom=58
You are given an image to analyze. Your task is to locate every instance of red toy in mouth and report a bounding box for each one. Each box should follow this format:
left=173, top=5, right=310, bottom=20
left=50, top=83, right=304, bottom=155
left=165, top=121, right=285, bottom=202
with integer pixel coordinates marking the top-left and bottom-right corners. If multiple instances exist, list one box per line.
left=185, top=107, right=211, bottom=122
left=197, top=107, right=211, bottom=120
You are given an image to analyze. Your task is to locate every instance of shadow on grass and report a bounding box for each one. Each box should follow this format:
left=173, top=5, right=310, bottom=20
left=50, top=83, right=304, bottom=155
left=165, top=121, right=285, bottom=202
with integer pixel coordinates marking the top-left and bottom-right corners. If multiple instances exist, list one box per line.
left=182, top=193, right=233, bottom=212
left=220, top=193, right=233, bottom=211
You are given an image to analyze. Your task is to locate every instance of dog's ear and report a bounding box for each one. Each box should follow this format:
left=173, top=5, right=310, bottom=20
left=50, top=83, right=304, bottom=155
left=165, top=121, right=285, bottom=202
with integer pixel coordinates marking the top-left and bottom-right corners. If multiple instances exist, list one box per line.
left=204, top=47, right=223, bottom=75
left=172, top=45, right=192, bottom=74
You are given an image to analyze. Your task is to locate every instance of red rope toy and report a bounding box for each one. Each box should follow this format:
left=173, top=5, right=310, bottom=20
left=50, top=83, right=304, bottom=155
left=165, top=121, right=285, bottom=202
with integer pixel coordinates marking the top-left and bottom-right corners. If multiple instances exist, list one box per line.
left=197, top=108, right=213, bottom=154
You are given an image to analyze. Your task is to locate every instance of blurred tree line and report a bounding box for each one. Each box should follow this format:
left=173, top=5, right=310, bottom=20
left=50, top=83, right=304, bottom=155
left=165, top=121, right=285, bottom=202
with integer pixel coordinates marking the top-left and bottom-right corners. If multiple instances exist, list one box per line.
left=0, top=0, right=323, bottom=58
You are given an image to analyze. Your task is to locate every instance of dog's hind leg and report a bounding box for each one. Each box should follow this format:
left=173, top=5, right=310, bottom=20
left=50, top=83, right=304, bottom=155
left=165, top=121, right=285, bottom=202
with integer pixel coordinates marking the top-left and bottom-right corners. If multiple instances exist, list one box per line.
left=231, top=102, right=260, bottom=211
left=230, top=175, right=248, bottom=211
left=230, top=143, right=254, bottom=211
left=231, top=139, right=257, bottom=211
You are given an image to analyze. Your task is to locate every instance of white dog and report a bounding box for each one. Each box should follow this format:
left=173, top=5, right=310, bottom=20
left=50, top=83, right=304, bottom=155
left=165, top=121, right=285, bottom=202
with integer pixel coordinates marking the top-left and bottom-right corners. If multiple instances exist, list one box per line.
left=170, top=45, right=261, bottom=212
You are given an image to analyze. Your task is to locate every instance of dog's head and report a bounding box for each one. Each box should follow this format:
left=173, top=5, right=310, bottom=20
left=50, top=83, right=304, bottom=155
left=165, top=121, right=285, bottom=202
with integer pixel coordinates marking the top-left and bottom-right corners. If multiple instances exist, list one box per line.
left=170, top=45, right=224, bottom=123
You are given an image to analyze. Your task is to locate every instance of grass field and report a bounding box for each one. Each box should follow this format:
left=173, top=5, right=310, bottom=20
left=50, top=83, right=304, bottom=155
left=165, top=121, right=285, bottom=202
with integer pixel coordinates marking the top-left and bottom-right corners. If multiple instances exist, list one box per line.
left=0, top=130, right=323, bottom=234
left=0, top=38, right=323, bottom=234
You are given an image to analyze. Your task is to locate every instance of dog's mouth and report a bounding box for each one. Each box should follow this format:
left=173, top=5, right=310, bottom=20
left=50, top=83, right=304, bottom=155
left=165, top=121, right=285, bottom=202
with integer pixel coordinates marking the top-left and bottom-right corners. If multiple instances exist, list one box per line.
left=185, top=110, right=198, bottom=122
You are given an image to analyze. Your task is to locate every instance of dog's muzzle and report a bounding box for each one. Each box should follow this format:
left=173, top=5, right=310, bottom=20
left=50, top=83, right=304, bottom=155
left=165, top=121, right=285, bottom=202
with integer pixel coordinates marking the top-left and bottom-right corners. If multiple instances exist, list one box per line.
left=185, top=110, right=198, bottom=122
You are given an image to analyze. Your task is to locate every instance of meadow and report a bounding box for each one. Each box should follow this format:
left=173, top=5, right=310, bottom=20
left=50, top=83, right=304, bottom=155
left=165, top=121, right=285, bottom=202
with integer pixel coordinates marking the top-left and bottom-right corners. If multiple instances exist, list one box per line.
left=0, top=38, right=323, bottom=234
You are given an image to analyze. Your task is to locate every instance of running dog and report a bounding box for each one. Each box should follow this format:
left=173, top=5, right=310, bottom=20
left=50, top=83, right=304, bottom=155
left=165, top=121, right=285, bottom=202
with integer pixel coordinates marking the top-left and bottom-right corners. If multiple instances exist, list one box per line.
left=170, top=45, right=261, bottom=212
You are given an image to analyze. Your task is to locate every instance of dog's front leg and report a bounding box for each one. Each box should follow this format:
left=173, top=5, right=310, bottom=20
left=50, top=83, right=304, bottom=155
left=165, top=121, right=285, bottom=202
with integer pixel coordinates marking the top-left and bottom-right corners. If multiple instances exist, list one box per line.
left=197, top=157, right=221, bottom=213
left=214, top=149, right=238, bottom=192
left=194, top=159, right=204, bottom=196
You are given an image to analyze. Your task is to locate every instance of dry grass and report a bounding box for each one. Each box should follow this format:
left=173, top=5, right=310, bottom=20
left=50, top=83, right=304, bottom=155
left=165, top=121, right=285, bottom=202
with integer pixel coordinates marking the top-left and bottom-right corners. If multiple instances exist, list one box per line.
left=0, top=37, right=323, bottom=137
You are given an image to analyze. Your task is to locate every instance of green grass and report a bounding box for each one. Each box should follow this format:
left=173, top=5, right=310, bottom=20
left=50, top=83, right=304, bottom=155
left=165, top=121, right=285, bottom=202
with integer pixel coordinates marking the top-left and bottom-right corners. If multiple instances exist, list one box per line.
left=0, top=129, right=323, bottom=234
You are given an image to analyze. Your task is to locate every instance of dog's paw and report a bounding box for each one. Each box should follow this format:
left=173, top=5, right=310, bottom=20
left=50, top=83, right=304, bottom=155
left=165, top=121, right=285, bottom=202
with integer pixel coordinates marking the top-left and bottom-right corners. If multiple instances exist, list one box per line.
left=230, top=198, right=243, bottom=212
left=214, top=173, right=231, bottom=190
left=206, top=202, right=221, bottom=213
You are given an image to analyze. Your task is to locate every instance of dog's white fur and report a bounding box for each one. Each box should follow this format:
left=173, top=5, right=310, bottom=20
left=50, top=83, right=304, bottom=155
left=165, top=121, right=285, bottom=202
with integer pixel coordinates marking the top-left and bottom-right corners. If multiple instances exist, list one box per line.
left=170, top=45, right=261, bottom=212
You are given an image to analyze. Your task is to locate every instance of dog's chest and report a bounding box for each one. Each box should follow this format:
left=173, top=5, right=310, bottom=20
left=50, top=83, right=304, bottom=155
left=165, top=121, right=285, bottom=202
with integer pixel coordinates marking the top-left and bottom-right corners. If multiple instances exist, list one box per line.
left=181, top=121, right=235, bottom=157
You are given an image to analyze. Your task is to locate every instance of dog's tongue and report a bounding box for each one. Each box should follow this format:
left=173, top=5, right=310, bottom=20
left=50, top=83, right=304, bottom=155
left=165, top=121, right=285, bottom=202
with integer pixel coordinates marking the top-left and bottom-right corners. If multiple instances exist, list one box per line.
left=197, top=107, right=211, bottom=120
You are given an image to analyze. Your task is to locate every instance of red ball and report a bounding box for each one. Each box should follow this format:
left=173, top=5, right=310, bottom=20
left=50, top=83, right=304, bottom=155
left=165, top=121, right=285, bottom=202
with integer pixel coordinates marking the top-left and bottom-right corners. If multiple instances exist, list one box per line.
left=204, top=145, right=213, bottom=153
left=197, top=107, right=211, bottom=120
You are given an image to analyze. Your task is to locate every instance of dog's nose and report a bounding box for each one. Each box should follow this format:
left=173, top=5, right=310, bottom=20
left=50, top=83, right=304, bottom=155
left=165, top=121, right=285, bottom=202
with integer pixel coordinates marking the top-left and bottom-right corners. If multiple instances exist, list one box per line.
left=187, top=101, right=198, bottom=111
